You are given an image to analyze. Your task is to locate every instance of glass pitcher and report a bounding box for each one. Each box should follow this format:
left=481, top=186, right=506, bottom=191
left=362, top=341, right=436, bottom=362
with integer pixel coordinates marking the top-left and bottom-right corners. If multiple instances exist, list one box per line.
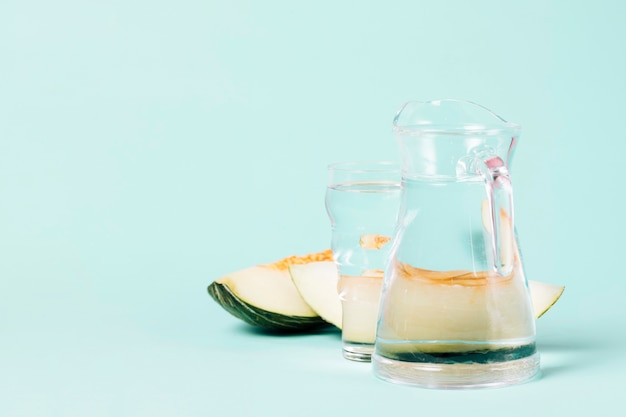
left=372, top=99, right=539, bottom=388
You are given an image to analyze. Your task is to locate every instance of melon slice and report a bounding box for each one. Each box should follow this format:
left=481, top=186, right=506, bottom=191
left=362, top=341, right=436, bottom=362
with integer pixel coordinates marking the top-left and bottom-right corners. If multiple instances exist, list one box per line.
left=208, top=250, right=334, bottom=332
left=529, top=280, right=565, bottom=318
left=288, top=261, right=565, bottom=331
left=289, top=262, right=342, bottom=328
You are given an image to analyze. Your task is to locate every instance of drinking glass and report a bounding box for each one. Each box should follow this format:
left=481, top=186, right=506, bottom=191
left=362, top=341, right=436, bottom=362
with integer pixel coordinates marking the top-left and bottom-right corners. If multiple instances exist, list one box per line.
left=325, top=161, right=401, bottom=362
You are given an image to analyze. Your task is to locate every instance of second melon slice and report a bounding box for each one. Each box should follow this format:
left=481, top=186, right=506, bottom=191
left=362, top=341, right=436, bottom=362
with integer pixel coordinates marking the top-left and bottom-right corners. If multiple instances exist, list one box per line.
left=289, top=261, right=565, bottom=330
left=289, top=261, right=342, bottom=328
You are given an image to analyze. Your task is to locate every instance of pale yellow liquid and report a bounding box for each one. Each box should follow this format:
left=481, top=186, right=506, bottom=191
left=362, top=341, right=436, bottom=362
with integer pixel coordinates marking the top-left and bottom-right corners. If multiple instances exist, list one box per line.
left=337, top=274, right=384, bottom=344
left=377, top=261, right=535, bottom=356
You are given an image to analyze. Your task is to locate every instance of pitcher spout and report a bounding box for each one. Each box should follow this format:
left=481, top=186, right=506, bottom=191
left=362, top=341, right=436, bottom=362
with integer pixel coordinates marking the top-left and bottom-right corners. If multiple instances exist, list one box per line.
left=393, top=99, right=520, bottom=178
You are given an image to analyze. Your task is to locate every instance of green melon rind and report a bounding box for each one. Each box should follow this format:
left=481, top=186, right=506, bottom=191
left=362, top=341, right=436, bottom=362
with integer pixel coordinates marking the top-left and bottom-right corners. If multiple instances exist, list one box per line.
left=207, top=281, right=331, bottom=332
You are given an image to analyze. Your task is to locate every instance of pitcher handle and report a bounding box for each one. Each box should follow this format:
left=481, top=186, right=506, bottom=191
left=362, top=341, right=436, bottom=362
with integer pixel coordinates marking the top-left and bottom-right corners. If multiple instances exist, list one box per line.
left=479, top=156, right=515, bottom=277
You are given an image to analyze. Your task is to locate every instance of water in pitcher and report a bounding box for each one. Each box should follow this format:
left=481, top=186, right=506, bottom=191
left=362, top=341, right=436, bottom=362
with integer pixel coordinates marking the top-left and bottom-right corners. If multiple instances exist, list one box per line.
left=373, top=176, right=538, bottom=387
left=369, top=99, right=539, bottom=387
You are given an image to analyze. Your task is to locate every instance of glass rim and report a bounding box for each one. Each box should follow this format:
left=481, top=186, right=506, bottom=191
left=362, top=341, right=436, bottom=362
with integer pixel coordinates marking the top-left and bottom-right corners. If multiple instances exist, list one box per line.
left=327, top=160, right=400, bottom=173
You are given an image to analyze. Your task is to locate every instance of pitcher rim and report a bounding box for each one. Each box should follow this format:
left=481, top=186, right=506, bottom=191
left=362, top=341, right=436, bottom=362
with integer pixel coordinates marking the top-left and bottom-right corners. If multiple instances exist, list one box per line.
left=393, top=99, right=522, bottom=135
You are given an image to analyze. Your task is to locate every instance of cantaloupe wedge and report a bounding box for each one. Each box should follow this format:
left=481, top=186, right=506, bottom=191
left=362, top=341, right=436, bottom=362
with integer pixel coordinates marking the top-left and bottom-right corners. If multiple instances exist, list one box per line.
left=289, top=262, right=342, bottom=328
left=528, top=280, right=565, bottom=318
left=208, top=250, right=334, bottom=332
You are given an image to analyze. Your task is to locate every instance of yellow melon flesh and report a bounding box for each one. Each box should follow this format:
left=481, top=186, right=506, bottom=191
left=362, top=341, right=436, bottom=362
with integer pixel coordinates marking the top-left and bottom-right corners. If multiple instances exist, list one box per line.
left=289, top=262, right=342, bottom=328
left=288, top=261, right=565, bottom=333
left=216, top=265, right=317, bottom=317
left=529, top=280, right=565, bottom=318
left=210, top=250, right=565, bottom=333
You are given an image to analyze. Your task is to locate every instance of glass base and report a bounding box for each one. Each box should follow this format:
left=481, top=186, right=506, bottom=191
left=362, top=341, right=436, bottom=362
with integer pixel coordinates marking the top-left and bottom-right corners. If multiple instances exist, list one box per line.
left=343, top=342, right=374, bottom=362
left=372, top=352, right=540, bottom=389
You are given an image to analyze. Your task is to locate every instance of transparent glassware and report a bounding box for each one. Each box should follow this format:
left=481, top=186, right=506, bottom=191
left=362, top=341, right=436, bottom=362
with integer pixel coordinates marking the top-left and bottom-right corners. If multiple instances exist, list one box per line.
left=325, top=161, right=401, bottom=362
left=372, top=99, right=539, bottom=388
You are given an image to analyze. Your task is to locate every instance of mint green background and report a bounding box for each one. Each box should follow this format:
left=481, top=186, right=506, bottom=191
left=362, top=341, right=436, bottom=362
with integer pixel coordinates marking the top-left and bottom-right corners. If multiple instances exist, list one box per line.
left=1, top=0, right=624, bottom=415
